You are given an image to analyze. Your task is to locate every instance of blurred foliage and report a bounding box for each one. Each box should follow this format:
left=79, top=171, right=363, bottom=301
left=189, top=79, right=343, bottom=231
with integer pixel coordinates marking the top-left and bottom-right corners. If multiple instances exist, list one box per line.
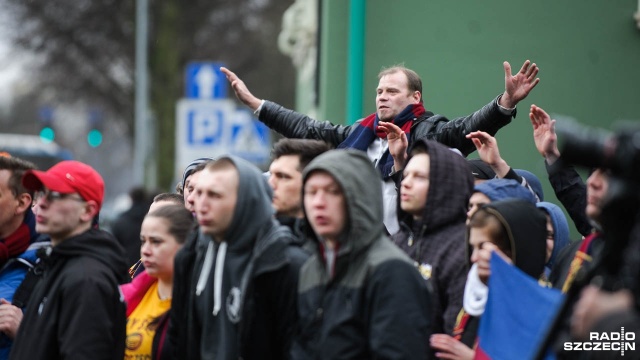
left=0, top=0, right=296, bottom=188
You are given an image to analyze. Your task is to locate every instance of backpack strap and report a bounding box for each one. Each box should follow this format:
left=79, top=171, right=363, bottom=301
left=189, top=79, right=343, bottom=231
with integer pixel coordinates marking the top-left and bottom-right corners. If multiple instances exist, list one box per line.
left=11, top=248, right=48, bottom=309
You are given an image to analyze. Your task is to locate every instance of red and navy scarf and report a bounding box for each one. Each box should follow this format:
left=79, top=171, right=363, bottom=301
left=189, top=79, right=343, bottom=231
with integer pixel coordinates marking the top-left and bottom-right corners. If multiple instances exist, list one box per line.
left=337, top=103, right=425, bottom=179
left=0, top=209, right=37, bottom=266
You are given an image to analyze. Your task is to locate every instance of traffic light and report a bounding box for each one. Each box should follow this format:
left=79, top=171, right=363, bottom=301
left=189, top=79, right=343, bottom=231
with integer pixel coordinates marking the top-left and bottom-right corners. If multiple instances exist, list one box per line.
left=87, top=129, right=103, bottom=147
left=39, top=126, right=55, bottom=143
left=87, top=108, right=103, bottom=148
left=38, top=106, right=55, bottom=143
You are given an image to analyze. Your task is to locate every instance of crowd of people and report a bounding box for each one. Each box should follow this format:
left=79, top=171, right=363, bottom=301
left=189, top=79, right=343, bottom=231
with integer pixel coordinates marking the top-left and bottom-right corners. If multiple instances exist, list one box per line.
left=0, top=60, right=636, bottom=360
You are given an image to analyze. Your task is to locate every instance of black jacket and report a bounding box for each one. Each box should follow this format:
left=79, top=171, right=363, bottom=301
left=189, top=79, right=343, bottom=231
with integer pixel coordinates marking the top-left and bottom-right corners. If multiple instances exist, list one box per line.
left=545, top=158, right=592, bottom=236
left=259, top=96, right=513, bottom=157
left=293, top=150, right=432, bottom=359
left=168, top=156, right=308, bottom=360
left=392, top=139, right=474, bottom=335
left=276, top=215, right=315, bottom=254
left=10, top=229, right=128, bottom=360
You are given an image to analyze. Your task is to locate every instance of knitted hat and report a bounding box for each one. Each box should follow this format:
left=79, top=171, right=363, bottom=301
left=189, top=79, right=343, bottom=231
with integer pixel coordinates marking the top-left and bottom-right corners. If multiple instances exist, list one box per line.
left=181, top=157, right=213, bottom=192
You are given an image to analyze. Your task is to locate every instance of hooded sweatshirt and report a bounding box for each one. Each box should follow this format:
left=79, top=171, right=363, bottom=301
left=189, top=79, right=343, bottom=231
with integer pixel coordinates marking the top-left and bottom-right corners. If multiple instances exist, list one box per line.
left=293, top=149, right=432, bottom=359
left=514, top=169, right=544, bottom=201
left=536, top=202, right=570, bottom=276
left=392, top=139, right=474, bottom=335
left=473, top=178, right=537, bottom=204
left=170, top=155, right=307, bottom=360
left=478, top=200, right=548, bottom=279
left=456, top=199, right=548, bottom=346
left=9, top=228, right=127, bottom=360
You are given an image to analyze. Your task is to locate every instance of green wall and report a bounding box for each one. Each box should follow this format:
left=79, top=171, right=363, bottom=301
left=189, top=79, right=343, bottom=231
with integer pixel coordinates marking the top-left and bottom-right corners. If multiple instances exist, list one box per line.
left=318, top=0, right=640, bottom=237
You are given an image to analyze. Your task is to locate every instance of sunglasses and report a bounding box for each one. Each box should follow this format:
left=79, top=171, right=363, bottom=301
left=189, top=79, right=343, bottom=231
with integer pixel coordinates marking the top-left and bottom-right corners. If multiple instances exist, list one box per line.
left=34, top=189, right=85, bottom=203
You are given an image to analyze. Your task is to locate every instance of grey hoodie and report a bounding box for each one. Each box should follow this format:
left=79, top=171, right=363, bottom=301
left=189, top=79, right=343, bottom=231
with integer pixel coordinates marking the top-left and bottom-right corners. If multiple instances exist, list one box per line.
left=293, top=149, right=432, bottom=359
left=171, top=155, right=308, bottom=360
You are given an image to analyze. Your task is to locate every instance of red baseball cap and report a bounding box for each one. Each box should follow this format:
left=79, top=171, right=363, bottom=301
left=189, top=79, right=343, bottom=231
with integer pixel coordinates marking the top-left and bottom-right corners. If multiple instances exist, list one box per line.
left=22, top=160, right=105, bottom=209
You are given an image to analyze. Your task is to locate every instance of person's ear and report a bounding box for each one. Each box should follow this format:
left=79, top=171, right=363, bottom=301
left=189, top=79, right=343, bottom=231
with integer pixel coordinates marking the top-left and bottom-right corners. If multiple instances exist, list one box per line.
left=412, top=90, right=422, bottom=104
left=80, top=200, right=100, bottom=223
left=15, top=193, right=32, bottom=216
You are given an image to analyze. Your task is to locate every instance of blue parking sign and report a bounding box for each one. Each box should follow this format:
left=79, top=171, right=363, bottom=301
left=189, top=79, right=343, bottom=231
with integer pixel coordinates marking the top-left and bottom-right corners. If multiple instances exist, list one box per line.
left=187, top=108, right=223, bottom=145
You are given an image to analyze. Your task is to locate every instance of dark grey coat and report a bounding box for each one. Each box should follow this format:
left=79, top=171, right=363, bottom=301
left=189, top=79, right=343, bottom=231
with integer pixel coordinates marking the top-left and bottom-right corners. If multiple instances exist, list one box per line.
left=293, top=150, right=433, bottom=359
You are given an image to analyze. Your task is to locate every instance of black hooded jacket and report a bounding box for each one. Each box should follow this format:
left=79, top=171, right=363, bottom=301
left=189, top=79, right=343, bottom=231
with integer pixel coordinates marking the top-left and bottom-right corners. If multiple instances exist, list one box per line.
left=458, top=199, right=547, bottom=345
left=292, top=150, right=432, bottom=359
left=10, top=228, right=128, bottom=360
left=478, top=200, right=547, bottom=280
left=391, top=139, right=474, bottom=335
left=169, top=156, right=308, bottom=360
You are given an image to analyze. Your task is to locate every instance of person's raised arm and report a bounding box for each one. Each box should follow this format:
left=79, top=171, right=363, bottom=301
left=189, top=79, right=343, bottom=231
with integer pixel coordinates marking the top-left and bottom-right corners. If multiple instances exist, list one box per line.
left=466, top=131, right=510, bottom=178
left=530, top=104, right=561, bottom=165
left=530, top=104, right=592, bottom=236
left=221, top=67, right=350, bottom=145
left=220, top=67, right=263, bottom=111
left=467, top=131, right=540, bottom=200
left=425, top=60, right=540, bottom=156
left=499, top=60, right=540, bottom=109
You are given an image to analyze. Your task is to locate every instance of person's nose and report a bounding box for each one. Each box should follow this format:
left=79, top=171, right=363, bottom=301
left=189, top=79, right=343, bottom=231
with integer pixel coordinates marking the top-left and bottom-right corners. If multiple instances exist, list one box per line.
left=401, top=174, right=413, bottom=190
left=470, top=248, right=479, bottom=264
left=377, top=90, right=388, bottom=102
left=466, top=205, right=476, bottom=222
left=194, top=196, right=207, bottom=215
left=310, top=191, right=326, bottom=209
left=141, top=242, right=151, bottom=257
left=34, top=197, right=49, bottom=210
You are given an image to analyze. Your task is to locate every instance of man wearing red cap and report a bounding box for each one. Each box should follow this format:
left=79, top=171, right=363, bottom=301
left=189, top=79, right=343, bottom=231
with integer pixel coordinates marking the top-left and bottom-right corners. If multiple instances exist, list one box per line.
left=9, top=160, right=128, bottom=360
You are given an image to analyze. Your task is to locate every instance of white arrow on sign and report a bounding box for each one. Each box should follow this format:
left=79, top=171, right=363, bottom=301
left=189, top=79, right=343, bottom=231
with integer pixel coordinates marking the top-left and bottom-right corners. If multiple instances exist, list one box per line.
left=194, top=65, right=217, bottom=98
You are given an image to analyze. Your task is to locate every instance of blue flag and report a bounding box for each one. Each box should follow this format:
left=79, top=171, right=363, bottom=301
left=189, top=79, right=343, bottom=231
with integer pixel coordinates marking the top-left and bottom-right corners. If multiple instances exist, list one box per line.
left=475, top=253, right=563, bottom=360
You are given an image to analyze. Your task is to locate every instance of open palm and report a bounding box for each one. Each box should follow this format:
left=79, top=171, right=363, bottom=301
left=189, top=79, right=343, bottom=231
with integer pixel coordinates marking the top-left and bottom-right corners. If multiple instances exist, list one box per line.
left=501, top=60, right=540, bottom=108
left=529, top=104, right=559, bottom=159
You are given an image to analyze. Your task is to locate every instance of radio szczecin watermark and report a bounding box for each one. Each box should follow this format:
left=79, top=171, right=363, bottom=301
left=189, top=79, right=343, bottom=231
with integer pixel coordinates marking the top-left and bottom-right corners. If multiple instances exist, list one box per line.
left=564, top=327, right=636, bottom=356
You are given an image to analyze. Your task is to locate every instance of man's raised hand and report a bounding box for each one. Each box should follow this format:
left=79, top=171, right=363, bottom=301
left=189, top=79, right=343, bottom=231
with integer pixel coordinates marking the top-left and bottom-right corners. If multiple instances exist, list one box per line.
left=500, top=60, right=540, bottom=109
left=220, top=67, right=263, bottom=111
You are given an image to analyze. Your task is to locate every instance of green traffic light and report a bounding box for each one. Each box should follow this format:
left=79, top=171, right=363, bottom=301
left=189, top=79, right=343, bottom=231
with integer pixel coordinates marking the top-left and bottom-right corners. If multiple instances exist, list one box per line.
left=87, top=129, right=103, bottom=147
left=39, top=127, right=55, bottom=143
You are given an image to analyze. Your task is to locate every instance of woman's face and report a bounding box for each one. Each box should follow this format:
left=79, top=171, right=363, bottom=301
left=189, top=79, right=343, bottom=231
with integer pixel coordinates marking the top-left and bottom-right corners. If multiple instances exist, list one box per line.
left=469, top=226, right=495, bottom=284
left=140, top=216, right=183, bottom=281
left=468, top=224, right=512, bottom=285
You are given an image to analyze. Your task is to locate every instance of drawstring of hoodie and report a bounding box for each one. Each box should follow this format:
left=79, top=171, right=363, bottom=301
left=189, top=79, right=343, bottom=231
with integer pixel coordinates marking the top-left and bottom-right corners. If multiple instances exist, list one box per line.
left=195, top=241, right=214, bottom=296
left=212, top=242, right=227, bottom=315
left=194, top=240, right=229, bottom=316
